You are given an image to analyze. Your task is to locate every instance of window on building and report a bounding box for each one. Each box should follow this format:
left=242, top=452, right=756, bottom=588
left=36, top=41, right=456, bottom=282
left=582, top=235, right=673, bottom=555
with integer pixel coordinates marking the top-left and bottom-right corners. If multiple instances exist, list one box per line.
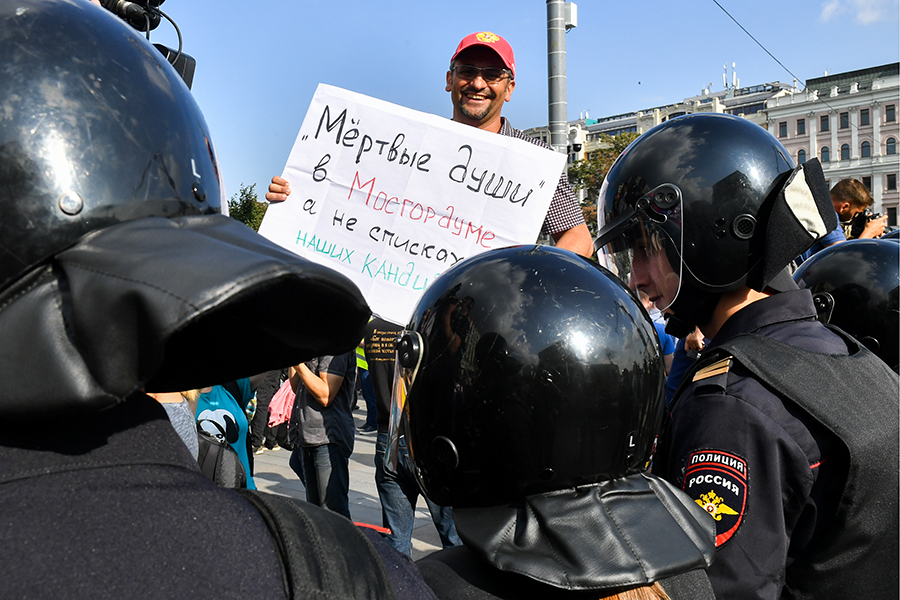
left=861, top=141, right=871, bottom=158
left=840, top=112, right=849, bottom=129
left=861, top=109, right=870, bottom=126
left=778, top=122, right=787, bottom=137
left=797, top=149, right=806, bottom=164
left=820, top=115, right=830, bottom=132
left=797, top=119, right=806, bottom=135
left=862, top=176, right=872, bottom=190
left=840, top=144, right=850, bottom=160
left=821, top=146, right=830, bottom=162
left=888, top=174, right=897, bottom=191
left=735, top=104, right=764, bottom=115
left=889, top=207, right=897, bottom=227
left=887, top=105, right=896, bottom=123
left=887, top=138, right=897, bottom=155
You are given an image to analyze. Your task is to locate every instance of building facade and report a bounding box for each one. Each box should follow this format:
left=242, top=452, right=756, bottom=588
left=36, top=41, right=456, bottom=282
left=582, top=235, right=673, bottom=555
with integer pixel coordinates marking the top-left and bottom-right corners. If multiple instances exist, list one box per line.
left=525, top=63, right=899, bottom=224
left=524, top=83, right=793, bottom=165
left=766, top=63, right=899, bottom=224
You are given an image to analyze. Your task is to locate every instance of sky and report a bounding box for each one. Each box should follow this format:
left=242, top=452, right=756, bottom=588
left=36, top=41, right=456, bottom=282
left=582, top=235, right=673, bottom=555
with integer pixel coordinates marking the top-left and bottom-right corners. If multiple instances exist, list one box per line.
left=143, top=0, right=900, bottom=203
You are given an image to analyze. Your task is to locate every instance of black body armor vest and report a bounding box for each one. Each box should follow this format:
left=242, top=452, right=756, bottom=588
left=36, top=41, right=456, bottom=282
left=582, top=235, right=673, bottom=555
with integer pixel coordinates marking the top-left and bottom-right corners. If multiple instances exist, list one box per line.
left=688, top=330, right=899, bottom=598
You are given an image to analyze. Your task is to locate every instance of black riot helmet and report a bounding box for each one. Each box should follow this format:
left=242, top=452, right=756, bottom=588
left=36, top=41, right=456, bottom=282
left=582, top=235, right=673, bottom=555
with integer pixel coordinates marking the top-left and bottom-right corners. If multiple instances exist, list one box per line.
left=794, top=239, right=900, bottom=371
left=0, top=0, right=223, bottom=293
left=0, top=0, right=370, bottom=417
left=594, top=113, right=835, bottom=336
left=389, top=246, right=666, bottom=508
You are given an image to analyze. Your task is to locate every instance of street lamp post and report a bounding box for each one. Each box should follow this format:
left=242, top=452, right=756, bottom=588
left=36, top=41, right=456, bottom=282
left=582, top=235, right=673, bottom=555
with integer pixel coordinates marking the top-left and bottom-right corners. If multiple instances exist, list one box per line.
left=547, top=1, right=577, bottom=154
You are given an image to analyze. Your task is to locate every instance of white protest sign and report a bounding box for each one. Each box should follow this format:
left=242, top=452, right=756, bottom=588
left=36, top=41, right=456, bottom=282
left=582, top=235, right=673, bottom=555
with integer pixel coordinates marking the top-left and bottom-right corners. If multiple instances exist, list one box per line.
left=259, top=84, right=566, bottom=325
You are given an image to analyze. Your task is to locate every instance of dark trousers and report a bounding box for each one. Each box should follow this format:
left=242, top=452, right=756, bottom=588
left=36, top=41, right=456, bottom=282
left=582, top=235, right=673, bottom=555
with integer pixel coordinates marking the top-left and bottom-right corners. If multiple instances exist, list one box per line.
left=250, top=371, right=281, bottom=449
left=249, top=397, right=277, bottom=449
left=291, top=443, right=352, bottom=520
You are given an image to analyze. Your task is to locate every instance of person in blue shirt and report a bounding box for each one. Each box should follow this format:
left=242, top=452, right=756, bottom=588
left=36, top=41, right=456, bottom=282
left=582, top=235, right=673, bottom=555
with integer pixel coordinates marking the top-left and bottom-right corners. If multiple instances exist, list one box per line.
left=196, top=377, right=267, bottom=490
left=664, top=327, right=707, bottom=409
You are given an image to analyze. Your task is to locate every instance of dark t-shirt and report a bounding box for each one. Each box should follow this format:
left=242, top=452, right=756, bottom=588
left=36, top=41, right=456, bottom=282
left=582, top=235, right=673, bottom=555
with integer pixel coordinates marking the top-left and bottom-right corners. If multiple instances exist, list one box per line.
left=255, top=369, right=285, bottom=404
left=365, top=318, right=403, bottom=432
left=292, top=351, right=357, bottom=453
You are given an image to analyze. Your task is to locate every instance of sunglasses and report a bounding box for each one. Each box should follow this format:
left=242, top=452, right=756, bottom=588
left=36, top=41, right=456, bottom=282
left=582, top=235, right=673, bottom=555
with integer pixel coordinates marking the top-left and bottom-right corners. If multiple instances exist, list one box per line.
left=451, top=64, right=512, bottom=83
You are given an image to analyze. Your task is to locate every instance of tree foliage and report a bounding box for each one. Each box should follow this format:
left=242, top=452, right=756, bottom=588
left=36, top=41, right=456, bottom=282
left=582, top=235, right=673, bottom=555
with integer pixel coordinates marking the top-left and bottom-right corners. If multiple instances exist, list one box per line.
left=568, top=132, right=640, bottom=233
left=227, top=183, right=268, bottom=232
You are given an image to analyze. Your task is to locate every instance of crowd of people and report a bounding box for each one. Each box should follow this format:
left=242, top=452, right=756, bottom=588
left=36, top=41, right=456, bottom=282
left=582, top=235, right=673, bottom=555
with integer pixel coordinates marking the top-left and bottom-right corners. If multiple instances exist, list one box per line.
left=1, top=2, right=897, bottom=599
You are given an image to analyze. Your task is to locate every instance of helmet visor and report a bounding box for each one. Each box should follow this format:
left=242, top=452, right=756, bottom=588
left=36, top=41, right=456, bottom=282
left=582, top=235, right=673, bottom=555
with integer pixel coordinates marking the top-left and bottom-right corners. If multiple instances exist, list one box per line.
left=384, top=330, right=423, bottom=474
left=595, top=181, right=685, bottom=313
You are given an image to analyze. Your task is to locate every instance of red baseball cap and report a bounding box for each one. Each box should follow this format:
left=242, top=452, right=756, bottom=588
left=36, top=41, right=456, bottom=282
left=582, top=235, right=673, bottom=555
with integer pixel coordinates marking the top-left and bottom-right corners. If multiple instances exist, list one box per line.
left=451, top=31, right=516, bottom=79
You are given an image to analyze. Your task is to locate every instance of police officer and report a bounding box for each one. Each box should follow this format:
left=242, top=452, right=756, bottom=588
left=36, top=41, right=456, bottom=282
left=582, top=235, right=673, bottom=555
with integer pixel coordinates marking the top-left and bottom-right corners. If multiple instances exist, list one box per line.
left=385, top=245, right=717, bottom=599
left=0, top=2, right=435, bottom=598
left=594, top=113, right=899, bottom=599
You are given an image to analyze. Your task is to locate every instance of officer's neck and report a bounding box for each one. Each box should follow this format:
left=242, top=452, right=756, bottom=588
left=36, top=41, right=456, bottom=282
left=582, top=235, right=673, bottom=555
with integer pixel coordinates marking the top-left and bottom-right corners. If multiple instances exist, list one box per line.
left=705, top=287, right=771, bottom=339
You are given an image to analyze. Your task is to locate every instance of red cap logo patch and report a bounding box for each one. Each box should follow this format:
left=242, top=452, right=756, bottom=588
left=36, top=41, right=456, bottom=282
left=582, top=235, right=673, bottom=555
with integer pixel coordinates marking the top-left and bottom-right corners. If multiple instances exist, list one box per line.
left=475, top=32, right=501, bottom=44
left=683, top=449, right=748, bottom=546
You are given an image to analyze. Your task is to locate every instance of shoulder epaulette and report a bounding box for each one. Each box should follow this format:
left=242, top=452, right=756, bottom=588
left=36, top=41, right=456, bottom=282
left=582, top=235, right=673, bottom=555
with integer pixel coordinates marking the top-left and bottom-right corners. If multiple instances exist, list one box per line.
left=692, top=357, right=733, bottom=382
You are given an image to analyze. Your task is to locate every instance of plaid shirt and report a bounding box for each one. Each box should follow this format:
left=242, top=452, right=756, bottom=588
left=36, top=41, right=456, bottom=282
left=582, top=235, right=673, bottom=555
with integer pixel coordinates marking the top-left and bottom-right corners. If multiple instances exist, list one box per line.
left=498, top=118, right=585, bottom=236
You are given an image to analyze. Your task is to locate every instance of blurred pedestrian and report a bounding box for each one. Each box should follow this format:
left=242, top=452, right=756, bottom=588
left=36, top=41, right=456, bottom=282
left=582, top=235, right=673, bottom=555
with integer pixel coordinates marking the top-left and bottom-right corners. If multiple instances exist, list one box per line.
left=288, top=353, right=357, bottom=518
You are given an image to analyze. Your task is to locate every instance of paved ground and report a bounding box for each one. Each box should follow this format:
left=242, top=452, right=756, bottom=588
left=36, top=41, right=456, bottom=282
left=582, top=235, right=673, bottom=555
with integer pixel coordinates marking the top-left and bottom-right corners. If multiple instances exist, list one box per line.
left=251, top=406, right=444, bottom=561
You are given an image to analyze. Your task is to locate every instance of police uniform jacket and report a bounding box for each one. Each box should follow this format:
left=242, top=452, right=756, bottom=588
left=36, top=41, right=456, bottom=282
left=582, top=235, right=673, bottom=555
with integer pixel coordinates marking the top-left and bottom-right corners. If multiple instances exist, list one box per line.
left=656, top=289, right=899, bottom=599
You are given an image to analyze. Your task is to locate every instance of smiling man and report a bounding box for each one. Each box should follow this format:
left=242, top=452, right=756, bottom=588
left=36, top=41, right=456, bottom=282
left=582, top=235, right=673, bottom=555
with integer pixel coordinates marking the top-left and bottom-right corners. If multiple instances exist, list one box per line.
left=269, top=31, right=592, bottom=258
left=445, top=33, right=514, bottom=131
left=443, top=32, right=590, bottom=257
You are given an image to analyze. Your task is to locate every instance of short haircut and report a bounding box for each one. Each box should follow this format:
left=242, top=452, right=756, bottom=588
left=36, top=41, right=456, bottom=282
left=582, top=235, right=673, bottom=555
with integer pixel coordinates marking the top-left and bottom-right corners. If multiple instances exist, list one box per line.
left=831, top=178, right=873, bottom=209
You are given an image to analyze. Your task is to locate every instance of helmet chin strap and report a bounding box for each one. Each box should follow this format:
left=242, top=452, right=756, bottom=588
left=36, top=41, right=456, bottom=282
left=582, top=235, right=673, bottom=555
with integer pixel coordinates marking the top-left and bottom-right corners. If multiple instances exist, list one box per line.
left=664, top=283, right=722, bottom=339
left=663, top=313, right=695, bottom=339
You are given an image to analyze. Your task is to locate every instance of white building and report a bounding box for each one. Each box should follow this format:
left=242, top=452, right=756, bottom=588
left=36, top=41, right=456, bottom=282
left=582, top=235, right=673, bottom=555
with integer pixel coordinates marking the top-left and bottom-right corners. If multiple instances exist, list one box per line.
left=524, top=82, right=793, bottom=167
left=525, top=63, right=900, bottom=224
left=766, top=63, right=899, bottom=224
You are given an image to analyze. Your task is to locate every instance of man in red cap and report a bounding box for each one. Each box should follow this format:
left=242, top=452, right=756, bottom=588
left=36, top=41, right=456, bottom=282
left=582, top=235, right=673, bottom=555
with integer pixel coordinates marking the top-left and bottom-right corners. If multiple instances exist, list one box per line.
left=445, top=31, right=517, bottom=131
left=442, top=31, right=592, bottom=257
left=269, top=31, right=592, bottom=258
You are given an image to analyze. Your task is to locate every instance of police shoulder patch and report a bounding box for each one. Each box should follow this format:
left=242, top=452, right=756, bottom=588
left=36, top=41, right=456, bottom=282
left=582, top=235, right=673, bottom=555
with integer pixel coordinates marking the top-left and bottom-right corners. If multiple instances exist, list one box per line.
left=682, top=449, right=748, bottom=547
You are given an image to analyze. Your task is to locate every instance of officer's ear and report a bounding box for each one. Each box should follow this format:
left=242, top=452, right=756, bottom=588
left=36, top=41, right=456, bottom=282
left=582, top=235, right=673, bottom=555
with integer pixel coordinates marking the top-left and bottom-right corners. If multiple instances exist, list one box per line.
left=833, top=199, right=851, bottom=215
